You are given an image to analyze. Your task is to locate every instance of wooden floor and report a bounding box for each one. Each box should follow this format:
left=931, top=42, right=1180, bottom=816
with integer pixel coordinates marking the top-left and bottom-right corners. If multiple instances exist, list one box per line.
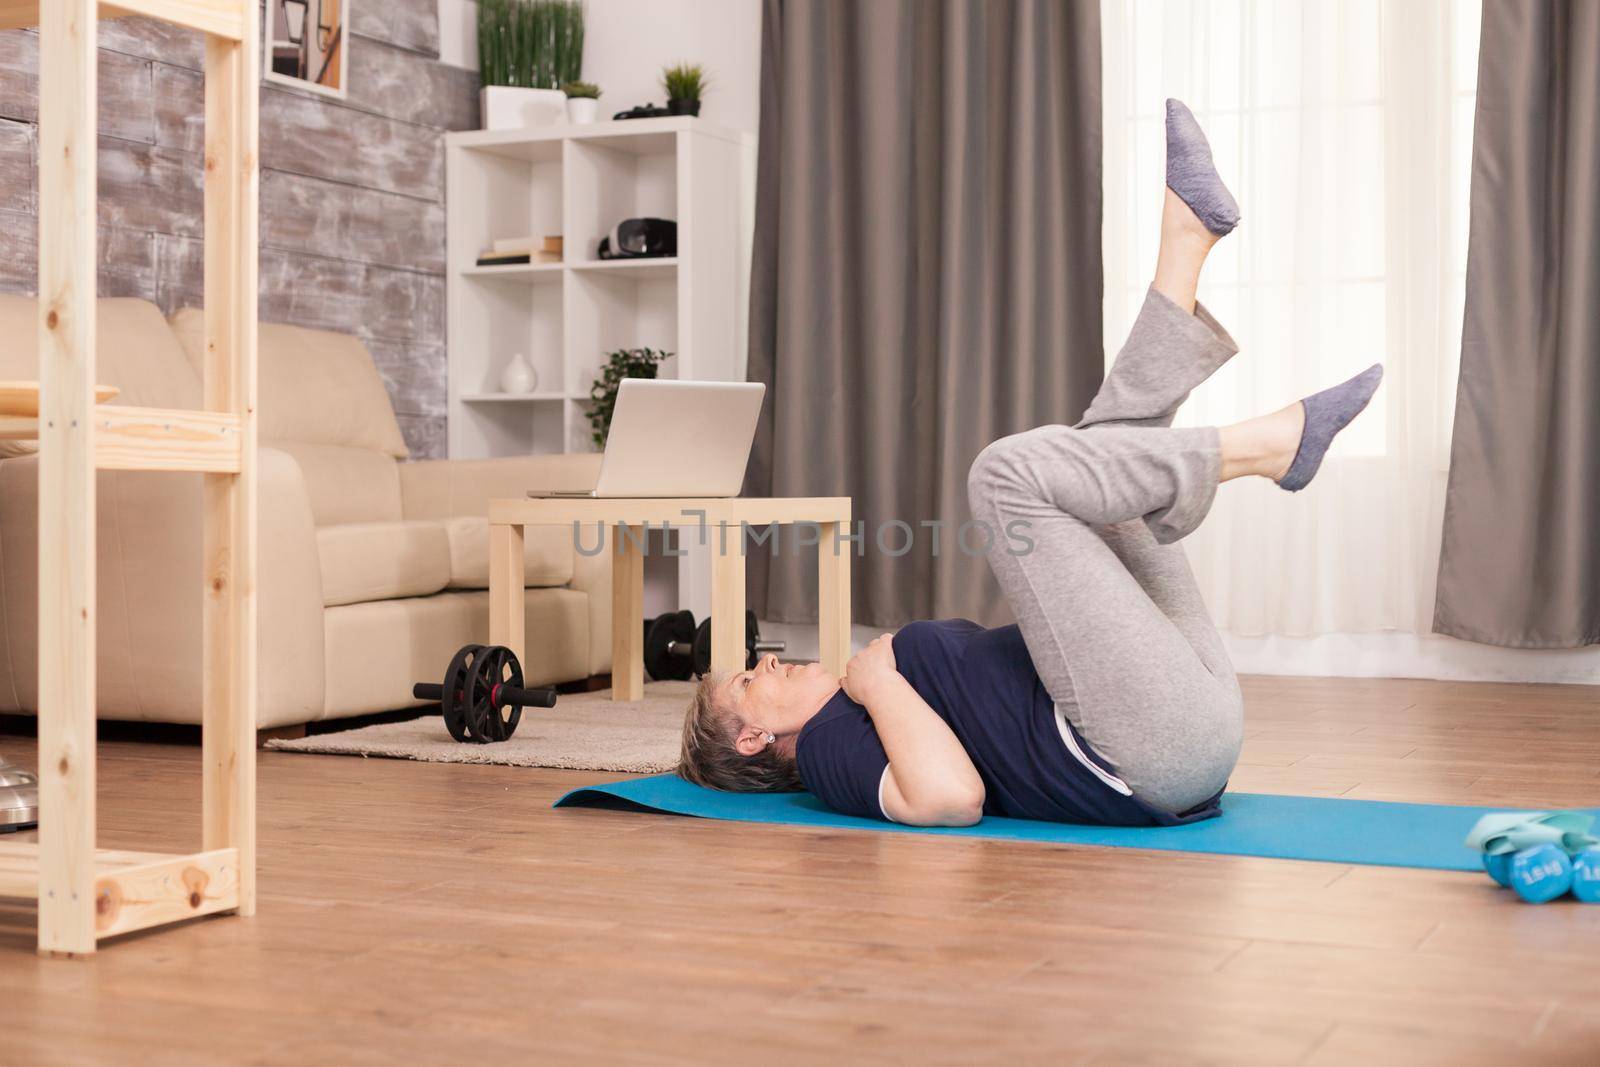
left=1, top=676, right=1598, bottom=1065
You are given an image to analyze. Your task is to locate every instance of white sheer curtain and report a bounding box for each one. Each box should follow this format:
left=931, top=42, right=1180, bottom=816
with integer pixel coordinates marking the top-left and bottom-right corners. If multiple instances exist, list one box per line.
left=1101, top=0, right=1481, bottom=637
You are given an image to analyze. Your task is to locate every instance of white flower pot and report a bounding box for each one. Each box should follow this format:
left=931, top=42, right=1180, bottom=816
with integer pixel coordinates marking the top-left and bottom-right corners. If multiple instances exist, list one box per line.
left=566, top=97, right=599, bottom=124
left=479, top=86, right=567, bottom=130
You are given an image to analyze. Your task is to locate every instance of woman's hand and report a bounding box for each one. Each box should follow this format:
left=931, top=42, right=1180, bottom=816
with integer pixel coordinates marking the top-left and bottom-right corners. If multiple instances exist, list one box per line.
left=842, top=633, right=901, bottom=705
left=842, top=633, right=986, bottom=826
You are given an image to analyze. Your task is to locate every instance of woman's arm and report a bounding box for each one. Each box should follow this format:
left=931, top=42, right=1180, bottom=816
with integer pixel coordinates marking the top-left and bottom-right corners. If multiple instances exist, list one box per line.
left=843, top=635, right=986, bottom=826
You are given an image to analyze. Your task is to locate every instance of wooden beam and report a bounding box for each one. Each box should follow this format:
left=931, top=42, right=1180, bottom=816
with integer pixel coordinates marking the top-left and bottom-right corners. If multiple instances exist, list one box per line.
left=710, top=530, right=746, bottom=676
left=200, top=21, right=258, bottom=920
left=101, top=0, right=245, bottom=39
left=818, top=519, right=853, bottom=677
left=0, top=840, right=169, bottom=869
left=94, top=847, right=240, bottom=939
left=0, top=0, right=244, bottom=36
left=96, top=406, right=243, bottom=471
left=610, top=524, right=645, bottom=700
left=0, top=843, right=219, bottom=900
left=36, top=0, right=99, bottom=960
left=0, top=407, right=243, bottom=472
left=489, top=522, right=526, bottom=668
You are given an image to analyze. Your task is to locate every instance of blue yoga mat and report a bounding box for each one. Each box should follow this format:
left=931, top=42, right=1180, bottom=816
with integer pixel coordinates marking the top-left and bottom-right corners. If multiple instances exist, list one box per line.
left=556, top=775, right=1600, bottom=872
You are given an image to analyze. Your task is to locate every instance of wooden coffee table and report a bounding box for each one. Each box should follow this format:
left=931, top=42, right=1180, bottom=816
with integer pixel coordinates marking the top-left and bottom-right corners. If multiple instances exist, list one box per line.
left=487, top=497, right=853, bottom=700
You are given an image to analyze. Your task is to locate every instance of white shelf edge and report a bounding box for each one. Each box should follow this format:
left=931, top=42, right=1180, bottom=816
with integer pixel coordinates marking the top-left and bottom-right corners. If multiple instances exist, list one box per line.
left=568, top=257, right=678, bottom=275
left=447, top=117, right=750, bottom=150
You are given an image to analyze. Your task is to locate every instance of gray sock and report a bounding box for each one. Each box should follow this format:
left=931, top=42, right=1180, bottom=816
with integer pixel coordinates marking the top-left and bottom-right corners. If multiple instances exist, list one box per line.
left=1278, top=364, right=1384, bottom=492
left=1166, top=99, right=1241, bottom=237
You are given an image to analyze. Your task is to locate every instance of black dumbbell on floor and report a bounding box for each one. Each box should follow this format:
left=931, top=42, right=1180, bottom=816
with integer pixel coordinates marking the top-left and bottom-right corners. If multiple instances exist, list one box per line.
left=412, top=644, right=558, bottom=744
left=643, top=610, right=786, bottom=681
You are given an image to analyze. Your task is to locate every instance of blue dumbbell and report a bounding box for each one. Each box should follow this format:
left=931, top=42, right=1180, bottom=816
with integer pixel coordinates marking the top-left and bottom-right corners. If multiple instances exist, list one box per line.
left=1573, top=848, right=1600, bottom=904
left=1482, top=851, right=1515, bottom=888
left=1510, top=844, right=1573, bottom=903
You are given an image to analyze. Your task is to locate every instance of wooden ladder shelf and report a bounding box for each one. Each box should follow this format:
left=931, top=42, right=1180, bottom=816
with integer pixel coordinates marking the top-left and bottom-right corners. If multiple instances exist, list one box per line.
left=0, top=0, right=259, bottom=956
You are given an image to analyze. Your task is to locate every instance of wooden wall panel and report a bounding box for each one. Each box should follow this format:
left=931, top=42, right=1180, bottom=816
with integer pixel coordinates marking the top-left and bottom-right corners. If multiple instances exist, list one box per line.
left=258, top=89, right=445, bottom=201
left=95, top=12, right=206, bottom=69
left=347, top=38, right=481, bottom=133
left=98, top=138, right=202, bottom=237
left=0, top=8, right=472, bottom=459
left=260, top=169, right=446, bottom=274
left=0, top=120, right=34, bottom=215
left=349, top=0, right=440, bottom=57
left=366, top=338, right=448, bottom=417
left=0, top=36, right=156, bottom=145
left=0, top=208, right=161, bottom=309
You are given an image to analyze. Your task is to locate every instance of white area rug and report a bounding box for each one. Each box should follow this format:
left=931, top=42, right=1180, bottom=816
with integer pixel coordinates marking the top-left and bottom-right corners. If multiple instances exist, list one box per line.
left=265, top=681, right=694, bottom=774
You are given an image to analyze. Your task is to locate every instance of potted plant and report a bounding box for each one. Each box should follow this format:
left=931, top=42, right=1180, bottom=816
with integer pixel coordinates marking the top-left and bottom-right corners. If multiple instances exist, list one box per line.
left=661, top=62, right=708, bottom=117
left=478, top=0, right=585, bottom=130
left=587, top=347, right=671, bottom=448
left=563, top=81, right=601, bottom=124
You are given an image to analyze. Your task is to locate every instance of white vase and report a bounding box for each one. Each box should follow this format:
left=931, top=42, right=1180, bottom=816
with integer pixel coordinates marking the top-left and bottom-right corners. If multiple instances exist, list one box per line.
left=499, top=353, right=538, bottom=395
left=479, top=86, right=567, bottom=130
left=566, top=97, right=599, bottom=124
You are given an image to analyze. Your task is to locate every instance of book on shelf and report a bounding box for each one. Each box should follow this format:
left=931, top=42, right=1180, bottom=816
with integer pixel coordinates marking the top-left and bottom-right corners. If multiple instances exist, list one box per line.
left=474, top=249, right=563, bottom=267
left=491, top=235, right=564, bottom=255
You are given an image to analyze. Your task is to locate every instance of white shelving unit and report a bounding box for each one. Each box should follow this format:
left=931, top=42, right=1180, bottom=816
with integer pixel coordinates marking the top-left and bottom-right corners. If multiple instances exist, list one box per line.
left=445, top=117, right=757, bottom=618
left=445, top=118, right=756, bottom=458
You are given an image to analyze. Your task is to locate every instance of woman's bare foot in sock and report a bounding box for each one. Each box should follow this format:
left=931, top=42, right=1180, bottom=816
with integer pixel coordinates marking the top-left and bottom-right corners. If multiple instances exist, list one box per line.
left=1217, top=365, right=1384, bottom=487
left=1218, top=403, right=1305, bottom=482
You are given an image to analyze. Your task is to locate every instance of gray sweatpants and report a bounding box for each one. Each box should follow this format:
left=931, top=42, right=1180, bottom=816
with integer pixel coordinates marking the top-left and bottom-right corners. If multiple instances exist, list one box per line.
left=966, top=288, right=1244, bottom=813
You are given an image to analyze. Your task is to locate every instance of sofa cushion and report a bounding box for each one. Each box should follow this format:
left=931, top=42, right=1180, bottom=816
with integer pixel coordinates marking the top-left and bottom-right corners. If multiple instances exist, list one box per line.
left=168, top=308, right=409, bottom=459
left=317, top=520, right=451, bottom=607
left=441, top=515, right=575, bottom=590
left=274, top=441, right=403, bottom=526
left=0, top=296, right=203, bottom=457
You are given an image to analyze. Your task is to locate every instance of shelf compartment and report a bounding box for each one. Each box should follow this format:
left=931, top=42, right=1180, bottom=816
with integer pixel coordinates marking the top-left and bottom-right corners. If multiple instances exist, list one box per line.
left=565, top=268, right=680, bottom=398
left=564, top=138, right=678, bottom=263
left=0, top=842, right=241, bottom=942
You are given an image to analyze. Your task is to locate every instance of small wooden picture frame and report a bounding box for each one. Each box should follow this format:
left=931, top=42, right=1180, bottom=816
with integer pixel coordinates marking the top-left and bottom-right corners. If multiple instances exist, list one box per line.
left=263, top=0, right=348, bottom=99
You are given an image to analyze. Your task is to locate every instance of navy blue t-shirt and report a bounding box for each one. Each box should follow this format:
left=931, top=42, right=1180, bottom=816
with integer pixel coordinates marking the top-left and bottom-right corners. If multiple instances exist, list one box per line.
left=794, top=620, right=1224, bottom=827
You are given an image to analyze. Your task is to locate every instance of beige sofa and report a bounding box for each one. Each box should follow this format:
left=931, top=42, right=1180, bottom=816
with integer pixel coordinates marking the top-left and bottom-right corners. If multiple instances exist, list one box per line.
left=0, top=296, right=609, bottom=729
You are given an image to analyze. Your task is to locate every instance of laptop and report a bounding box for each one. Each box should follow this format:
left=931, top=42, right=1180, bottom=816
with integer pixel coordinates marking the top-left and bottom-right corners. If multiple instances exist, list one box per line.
left=530, top=379, right=766, bottom=498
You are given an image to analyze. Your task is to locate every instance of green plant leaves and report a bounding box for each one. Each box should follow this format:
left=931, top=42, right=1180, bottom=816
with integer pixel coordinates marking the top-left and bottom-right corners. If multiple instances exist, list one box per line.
left=587, top=348, right=672, bottom=449
left=661, top=62, right=709, bottom=102
left=479, top=0, right=585, bottom=91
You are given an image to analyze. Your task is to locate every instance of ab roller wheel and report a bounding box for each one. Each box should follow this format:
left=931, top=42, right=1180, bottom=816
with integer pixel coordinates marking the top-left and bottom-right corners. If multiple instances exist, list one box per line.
left=414, top=608, right=785, bottom=742
left=412, top=644, right=558, bottom=744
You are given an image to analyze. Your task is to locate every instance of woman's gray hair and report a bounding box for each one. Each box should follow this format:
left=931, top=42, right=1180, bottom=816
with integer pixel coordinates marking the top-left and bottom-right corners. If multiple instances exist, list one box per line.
left=677, top=671, right=804, bottom=792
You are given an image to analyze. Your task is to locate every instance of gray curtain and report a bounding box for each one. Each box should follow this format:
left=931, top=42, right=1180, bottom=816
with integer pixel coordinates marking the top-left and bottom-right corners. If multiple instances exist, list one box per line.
left=744, top=0, right=1103, bottom=629
left=1434, top=0, right=1600, bottom=648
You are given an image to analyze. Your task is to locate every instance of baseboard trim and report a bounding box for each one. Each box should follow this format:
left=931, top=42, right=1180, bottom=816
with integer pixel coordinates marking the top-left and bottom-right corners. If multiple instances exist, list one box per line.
left=1222, top=632, right=1600, bottom=685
